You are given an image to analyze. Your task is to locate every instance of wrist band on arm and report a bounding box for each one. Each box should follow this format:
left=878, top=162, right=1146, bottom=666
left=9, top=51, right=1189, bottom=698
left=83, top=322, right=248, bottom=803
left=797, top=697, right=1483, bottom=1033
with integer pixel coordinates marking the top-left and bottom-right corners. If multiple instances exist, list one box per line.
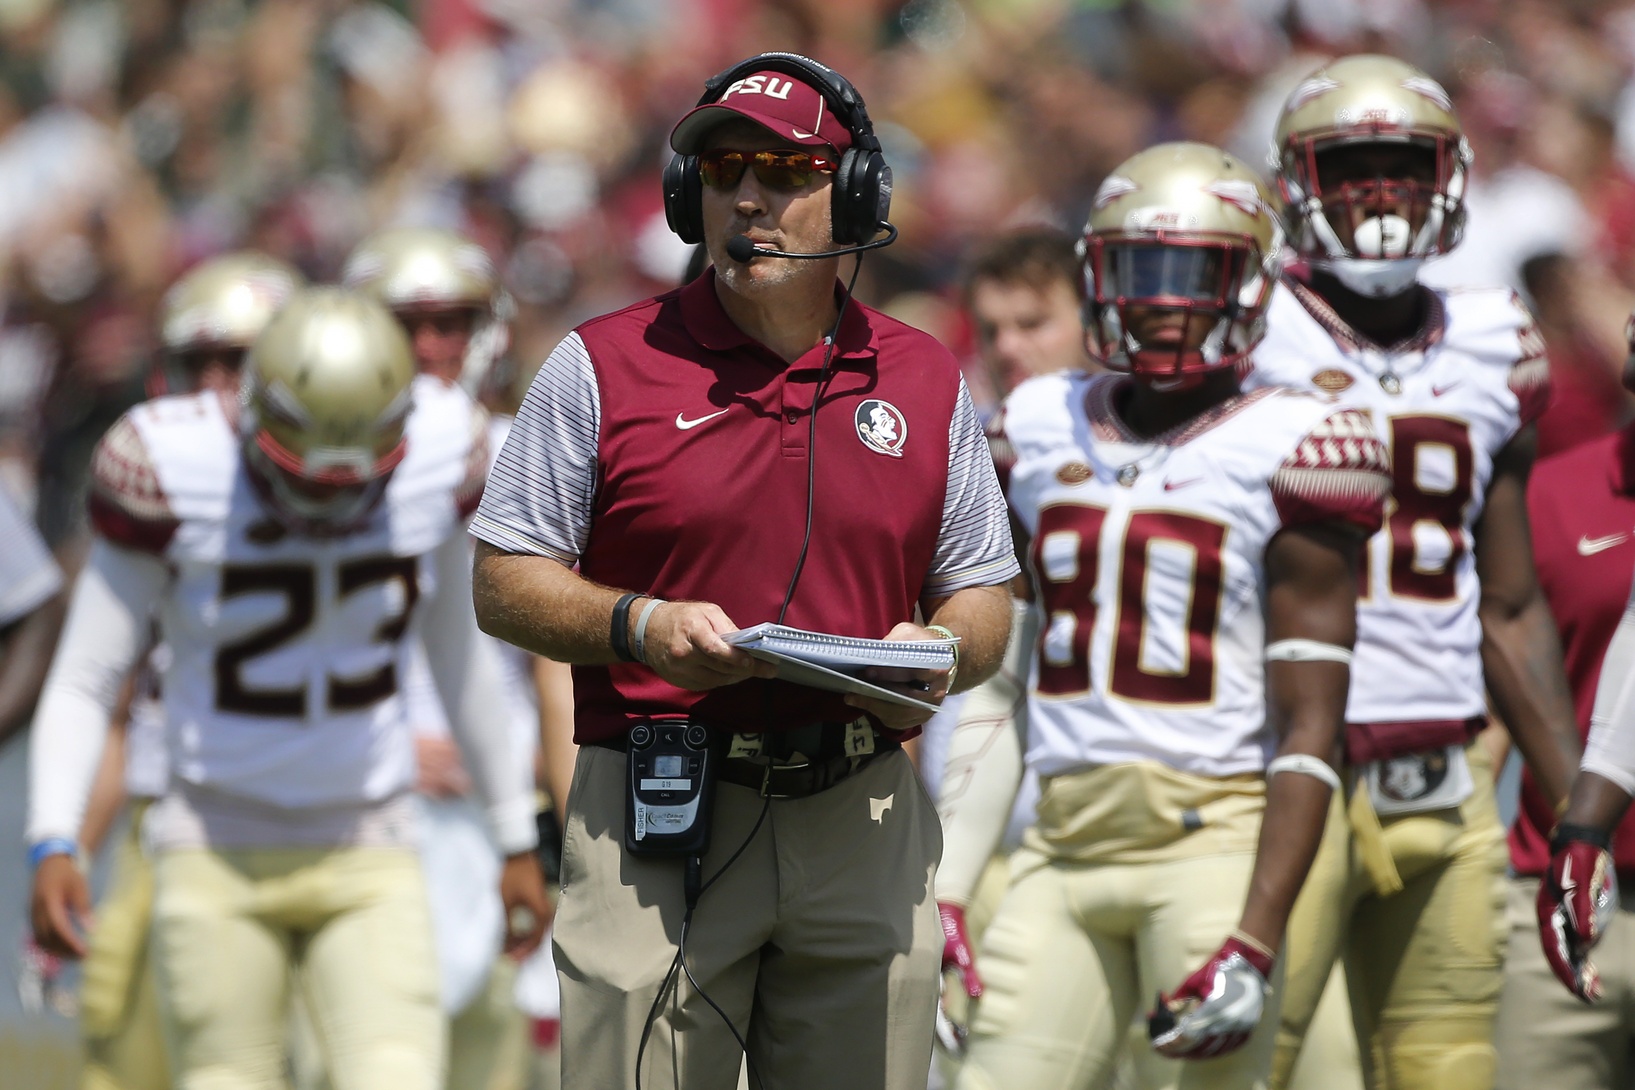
left=28, top=838, right=78, bottom=871
left=632, top=598, right=666, bottom=665
left=1551, top=822, right=1613, bottom=852
left=611, top=593, right=642, bottom=663
left=926, top=624, right=960, bottom=685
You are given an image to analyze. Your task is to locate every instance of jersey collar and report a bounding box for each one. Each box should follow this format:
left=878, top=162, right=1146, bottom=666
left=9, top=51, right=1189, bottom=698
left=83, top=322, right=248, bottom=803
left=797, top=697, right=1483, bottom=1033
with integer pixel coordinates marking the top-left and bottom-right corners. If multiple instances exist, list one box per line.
left=679, top=268, right=879, bottom=365
left=1284, top=272, right=1447, bottom=357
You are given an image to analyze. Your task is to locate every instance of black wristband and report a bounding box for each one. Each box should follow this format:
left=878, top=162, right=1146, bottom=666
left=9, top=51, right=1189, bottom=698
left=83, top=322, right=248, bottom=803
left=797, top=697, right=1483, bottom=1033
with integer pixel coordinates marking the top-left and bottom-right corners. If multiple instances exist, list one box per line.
left=610, top=593, right=641, bottom=663
left=1552, top=822, right=1613, bottom=853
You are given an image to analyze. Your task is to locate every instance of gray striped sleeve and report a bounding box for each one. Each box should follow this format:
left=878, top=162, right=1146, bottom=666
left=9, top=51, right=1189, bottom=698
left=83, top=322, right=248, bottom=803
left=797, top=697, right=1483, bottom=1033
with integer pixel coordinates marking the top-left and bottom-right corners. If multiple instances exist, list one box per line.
left=923, top=377, right=1021, bottom=598
left=470, top=332, right=600, bottom=563
left=0, top=486, right=61, bottom=625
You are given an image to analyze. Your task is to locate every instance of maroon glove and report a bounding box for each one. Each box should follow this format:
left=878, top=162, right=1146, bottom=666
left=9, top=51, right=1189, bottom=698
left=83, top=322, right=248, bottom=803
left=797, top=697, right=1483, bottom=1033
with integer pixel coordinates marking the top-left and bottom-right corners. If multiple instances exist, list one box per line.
left=1538, top=825, right=1618, bottom=1004
left=939, top=901, right=984, bottom=999
left=1148, top=932, right=1275, bottom=1059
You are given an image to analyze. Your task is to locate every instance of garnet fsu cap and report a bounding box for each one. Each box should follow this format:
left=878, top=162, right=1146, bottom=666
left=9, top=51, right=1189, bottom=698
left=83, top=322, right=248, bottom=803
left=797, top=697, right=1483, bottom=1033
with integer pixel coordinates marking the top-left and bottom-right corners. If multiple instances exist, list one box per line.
left=669, top=70, right=854, bottom=155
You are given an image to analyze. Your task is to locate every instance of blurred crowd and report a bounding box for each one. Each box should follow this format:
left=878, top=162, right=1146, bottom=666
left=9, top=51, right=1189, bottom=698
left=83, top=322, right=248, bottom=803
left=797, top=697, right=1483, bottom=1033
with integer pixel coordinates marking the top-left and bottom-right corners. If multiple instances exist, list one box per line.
left=4, top=0, right=1635, bottom=557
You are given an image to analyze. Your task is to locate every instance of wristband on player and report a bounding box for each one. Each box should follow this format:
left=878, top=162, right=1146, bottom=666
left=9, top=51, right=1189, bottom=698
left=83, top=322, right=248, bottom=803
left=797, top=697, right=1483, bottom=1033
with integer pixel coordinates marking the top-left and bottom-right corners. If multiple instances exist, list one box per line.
left=1551, top=823, right=1613, bottom=853
left=27, top=838, right=78, bottom=872
left=610, top=593, right=642, bottom=663
left=927, top=624, right=959, bottom=688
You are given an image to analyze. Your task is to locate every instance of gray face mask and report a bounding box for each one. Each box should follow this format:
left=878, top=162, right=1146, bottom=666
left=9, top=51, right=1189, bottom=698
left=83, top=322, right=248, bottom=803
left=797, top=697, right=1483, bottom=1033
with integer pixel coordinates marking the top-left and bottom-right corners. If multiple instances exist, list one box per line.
left=1313, top=257, right=1425, bottom=298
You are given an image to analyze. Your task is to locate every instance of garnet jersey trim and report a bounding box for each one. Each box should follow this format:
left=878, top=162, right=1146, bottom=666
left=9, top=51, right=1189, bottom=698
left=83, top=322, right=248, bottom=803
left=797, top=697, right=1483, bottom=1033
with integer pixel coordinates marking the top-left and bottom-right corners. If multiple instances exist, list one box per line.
left=1270, top=407, right=1392, bottom=534
left=88, top=414, right=179, bottom=553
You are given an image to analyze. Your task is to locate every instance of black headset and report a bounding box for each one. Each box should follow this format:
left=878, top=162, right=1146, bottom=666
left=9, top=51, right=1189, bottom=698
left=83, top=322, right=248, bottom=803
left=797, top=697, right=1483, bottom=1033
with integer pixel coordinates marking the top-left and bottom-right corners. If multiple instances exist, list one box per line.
left=662, top=52, right=893, bottom=247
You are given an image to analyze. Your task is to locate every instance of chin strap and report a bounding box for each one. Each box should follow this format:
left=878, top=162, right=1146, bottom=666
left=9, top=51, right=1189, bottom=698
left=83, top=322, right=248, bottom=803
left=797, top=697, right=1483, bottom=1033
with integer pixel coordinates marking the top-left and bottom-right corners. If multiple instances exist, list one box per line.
left=1312, top=257, right=1425, bottom=298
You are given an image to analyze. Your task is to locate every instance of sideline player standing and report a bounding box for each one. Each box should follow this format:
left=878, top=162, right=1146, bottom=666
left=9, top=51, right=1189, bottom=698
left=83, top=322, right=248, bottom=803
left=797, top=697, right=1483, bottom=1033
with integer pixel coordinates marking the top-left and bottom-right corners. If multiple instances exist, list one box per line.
left=1504, top=323, right=1635, bottom=1083
left=1248, top=54, right=1582, bottom=1090
left=345, top=225, right=553, bottom=1090
left=470, top=52, right=1018, bottom=1090
left=954, top=142, right=1390, bottom=1090
left=26, top=288, right=548, bottom=1090
left=76, top=250, right=303, bottom=1090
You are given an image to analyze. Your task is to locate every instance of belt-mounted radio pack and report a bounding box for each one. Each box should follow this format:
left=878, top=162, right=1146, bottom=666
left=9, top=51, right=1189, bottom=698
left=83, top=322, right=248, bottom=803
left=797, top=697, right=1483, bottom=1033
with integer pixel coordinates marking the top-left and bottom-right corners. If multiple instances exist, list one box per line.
left=624, top=720, right=718, bottom=856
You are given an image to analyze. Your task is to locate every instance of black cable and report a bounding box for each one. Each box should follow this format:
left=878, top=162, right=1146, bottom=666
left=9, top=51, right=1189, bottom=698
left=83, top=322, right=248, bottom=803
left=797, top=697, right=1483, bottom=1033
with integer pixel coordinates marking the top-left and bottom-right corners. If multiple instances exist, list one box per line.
left=633, top=795, right=773, bottom=1089
left=775, top=254, right=867, bottom=625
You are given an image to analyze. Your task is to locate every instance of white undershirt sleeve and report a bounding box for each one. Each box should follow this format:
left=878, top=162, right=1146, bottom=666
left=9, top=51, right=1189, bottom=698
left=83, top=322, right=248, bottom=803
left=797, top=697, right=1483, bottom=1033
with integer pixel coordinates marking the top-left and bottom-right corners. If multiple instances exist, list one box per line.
left=26, top=540, right=166, bottom=845
left=1582, top=581, right=1635, bottom=798
left=933, top=598, right=1035, bottom=905
left=422, top=532, right=539, bottom=855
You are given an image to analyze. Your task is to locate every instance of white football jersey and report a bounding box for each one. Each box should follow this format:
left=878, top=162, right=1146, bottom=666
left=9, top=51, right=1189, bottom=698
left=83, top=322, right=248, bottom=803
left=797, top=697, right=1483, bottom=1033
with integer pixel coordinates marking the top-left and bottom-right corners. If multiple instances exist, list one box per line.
left=90, top=377, right=488, bottom=809
left=1247, top=279, right=1549, bottom=727
left=1004, top=371, right=1388, bottom=780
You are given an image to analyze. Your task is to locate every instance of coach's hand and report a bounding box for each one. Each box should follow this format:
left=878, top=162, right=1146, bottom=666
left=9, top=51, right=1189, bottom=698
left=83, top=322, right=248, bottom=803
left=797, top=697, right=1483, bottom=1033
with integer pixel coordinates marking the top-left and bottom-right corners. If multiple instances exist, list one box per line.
left=501, top=851, right=553, bottom=959
left=640, top=601, right=777, bottom=691
left=846, top=622, right=950, bottom=731
left=31, top=854, right=92, bottom=959
left=1148, top=932, right=1274, bottom=1059
left=1539, top=827, right=1618, bottom=1003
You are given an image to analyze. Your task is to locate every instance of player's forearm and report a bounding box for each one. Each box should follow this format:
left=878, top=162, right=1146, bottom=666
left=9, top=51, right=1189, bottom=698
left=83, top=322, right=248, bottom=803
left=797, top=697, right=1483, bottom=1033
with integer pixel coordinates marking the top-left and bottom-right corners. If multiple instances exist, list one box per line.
left=1560, top=770, right=1633, bottom=839
left=1237, top=718, right=1338, bottom=953
left=925, top=582, right=1016, bottom=693
left=26, top=541, right=161, bottom=844
left=426, top=539, right=538, bottom=855
left=1481, top=593, right=1579, bottom=808
left=474, top=541, right=645, bottom=664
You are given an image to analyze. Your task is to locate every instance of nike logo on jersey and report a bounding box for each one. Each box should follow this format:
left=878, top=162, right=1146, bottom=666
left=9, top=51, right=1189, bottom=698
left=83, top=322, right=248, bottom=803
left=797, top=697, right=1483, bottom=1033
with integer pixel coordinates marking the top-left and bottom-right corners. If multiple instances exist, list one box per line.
left=676, top=409, right=728, bottom=430
left=1431, top=381, right=1462, bottom=397
left=1163, top=478, right=1202, bottom=491
left=1578, top=532, right=1631, bottom=556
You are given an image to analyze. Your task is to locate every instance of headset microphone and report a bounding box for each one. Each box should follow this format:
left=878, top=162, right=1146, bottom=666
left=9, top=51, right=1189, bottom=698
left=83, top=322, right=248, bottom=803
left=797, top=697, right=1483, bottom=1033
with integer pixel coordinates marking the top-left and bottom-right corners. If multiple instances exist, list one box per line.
left=725, top=222, right=899, bottom=264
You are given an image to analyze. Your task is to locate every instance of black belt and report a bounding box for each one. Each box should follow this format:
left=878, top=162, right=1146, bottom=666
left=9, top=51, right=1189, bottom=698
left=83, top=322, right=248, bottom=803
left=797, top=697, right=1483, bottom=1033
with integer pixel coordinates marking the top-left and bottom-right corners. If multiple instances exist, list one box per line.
left=591, top=720, right=900, bottom=800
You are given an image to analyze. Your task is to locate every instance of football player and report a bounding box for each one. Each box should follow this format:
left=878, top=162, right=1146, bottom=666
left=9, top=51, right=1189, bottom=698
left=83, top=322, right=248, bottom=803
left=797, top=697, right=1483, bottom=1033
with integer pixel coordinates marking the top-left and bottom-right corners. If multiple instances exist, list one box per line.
left=953, top=142, right=1390, bottom=1090
left=1247, top=55, right=1582, bottom=1090
left=76, top=250, right=303, bottom=1090
left=25, top=288, right=548, bottom=1090
left=344, top=224, right=567, bottom=1090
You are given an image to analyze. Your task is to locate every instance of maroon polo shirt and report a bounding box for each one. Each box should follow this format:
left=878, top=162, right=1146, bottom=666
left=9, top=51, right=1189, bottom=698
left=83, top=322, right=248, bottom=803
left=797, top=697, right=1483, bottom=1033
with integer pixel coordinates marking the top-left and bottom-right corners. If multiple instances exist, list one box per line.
left=568, top=271, right=967, bottom=744
left=1511, top=423, right=1635, bottom=879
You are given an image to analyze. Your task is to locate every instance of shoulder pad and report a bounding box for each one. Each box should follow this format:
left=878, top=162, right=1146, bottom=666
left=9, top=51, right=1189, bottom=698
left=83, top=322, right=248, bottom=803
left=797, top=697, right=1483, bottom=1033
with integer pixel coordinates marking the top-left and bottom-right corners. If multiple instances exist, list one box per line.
left=1270, top=407, right=1391, bottom=535
left=87, top=414, right=179, bottom=553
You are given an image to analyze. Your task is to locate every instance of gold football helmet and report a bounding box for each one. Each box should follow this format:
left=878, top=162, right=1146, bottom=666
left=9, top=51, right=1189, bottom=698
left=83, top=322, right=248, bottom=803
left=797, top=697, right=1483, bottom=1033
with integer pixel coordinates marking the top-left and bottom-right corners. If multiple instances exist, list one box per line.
left=341, top=226, right=511, bottom=394
left=157, top=251, right=302, bottom=393
left=1082, top=142, right=1284, bottom=383
left=1273, top=54, right=1469, bottom=295
left=241, top=288, right=415, bottom=531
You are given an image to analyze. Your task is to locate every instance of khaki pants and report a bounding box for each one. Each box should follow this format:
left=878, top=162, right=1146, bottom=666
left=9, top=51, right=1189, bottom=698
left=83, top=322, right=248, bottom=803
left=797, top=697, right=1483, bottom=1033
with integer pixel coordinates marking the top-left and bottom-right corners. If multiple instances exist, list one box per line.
left=151, top=847, right=444, bottom=1090
left=956, top=763, right=1279, bottom=1090
left=554, top=745, right=943, bottom=1090
left=81, top=809, right=169, bottom=1090
left=1272, top=742, right=1508, bottom=1090
left=1494, top=877, right=1635, bottom=1090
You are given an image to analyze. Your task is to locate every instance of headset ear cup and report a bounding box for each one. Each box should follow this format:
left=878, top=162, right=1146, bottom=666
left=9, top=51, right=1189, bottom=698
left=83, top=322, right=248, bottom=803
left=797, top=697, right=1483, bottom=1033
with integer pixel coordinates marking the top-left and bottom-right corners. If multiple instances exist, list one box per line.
left=831, top=149, right=862, bottom=245
left=831, top=150, right=890, bottom=246
left=662, top=154, right=705, bottom=246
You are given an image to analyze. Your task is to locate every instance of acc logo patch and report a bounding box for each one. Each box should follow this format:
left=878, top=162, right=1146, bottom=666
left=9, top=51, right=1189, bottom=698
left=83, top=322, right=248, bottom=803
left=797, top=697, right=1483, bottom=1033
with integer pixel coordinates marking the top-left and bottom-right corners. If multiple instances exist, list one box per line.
left=855, top=399, right=908, bottom=457
left=1056, top=462, right=1092, bottom=485
left=1312, top=368, right=1355, bottom=393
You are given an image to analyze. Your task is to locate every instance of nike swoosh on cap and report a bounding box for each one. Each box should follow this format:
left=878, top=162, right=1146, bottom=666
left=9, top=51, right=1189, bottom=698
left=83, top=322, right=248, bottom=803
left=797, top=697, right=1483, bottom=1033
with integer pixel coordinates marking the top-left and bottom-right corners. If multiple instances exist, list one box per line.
left=676, top=409, right=729, bottom=430
left=1578, top=533, right=1631, bottom=556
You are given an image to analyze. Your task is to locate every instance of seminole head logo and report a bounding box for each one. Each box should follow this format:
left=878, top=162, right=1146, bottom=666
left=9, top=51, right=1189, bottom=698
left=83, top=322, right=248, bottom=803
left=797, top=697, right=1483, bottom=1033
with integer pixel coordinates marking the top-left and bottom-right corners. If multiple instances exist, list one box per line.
left=855, top=399, right=907, bottom=457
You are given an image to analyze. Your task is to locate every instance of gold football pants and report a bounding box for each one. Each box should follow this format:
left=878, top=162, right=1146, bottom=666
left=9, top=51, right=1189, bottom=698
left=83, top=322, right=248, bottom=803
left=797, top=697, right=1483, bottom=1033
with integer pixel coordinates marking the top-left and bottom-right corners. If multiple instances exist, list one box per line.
left=1272, top=742, right=1507, bottom=1090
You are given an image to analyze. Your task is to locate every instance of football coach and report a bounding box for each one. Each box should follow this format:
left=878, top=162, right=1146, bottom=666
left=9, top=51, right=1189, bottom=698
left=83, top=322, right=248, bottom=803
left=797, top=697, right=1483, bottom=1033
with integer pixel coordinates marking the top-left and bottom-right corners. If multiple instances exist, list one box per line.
left=469, top=51, right=1018, bottom=1090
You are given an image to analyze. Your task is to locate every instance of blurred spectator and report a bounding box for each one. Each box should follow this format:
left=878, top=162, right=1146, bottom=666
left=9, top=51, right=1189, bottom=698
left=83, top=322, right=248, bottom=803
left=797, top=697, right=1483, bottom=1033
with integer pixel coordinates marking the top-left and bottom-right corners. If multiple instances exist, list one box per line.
left=1522, top=252, right=1633, bottom=459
